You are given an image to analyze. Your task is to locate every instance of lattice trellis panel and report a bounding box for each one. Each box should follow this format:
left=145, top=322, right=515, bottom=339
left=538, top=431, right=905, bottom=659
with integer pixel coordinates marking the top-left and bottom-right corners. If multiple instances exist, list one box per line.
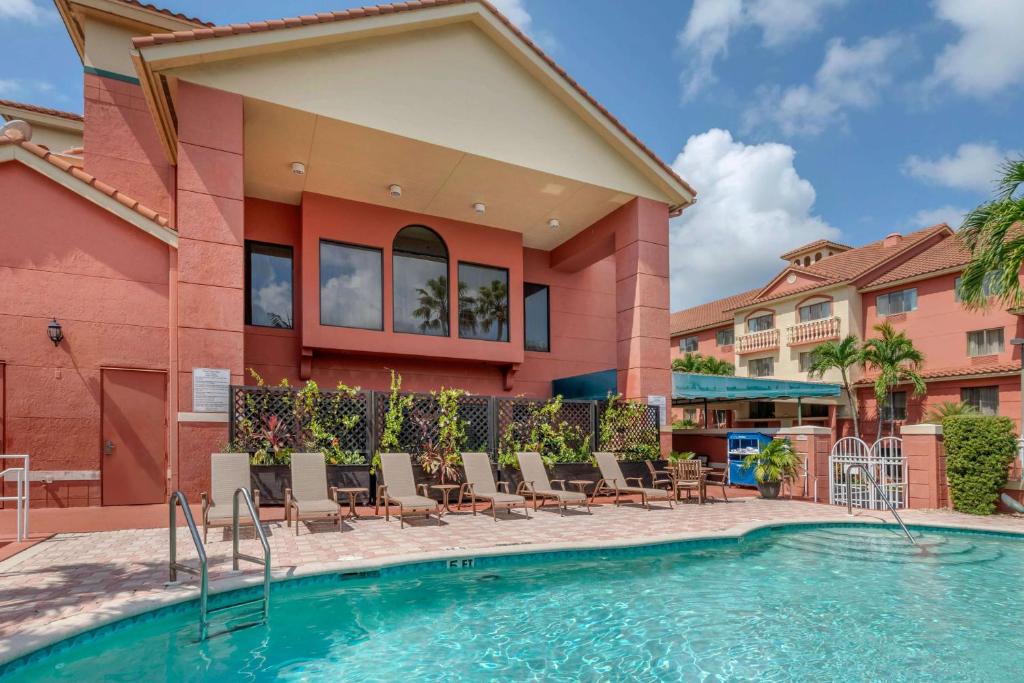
left=596, top=402, right=660, bottom=451
left=230, top=386, right=370, bottom=454
left=495, top=398, right=598, bottom=453
left=372, top=393, right=492, bottom=456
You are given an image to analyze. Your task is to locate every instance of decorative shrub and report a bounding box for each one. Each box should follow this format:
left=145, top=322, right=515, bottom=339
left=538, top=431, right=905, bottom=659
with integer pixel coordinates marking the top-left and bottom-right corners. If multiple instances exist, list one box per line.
left=599, top=392, right=661, bottom=461
left=944, top=415, right=1017, bottom=515
left=497, top=395, right=591, bottom=468
left=373, top=369, right=413, bottom=473
left=417, top=387, right=466, bottom=484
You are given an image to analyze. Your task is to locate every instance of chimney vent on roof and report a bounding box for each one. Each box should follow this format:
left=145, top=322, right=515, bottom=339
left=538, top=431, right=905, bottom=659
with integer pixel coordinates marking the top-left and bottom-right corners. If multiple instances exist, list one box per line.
left=884, top=232, right=902, bottom=247
left=0, top=119, right=32, bottom=142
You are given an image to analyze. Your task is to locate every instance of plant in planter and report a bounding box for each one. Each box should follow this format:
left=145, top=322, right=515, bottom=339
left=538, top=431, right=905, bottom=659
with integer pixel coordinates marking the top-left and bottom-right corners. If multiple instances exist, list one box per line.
left=373, top=369, right=413, bottom=473
left=599, top=392, right=661, bottom=462
left=741, top=438, right=798, bottom=499
left=416, top=387, right=466, bottom=485
left=497, top=395, right=592, bottom=467
left=301, top=379, right=367, bottom=465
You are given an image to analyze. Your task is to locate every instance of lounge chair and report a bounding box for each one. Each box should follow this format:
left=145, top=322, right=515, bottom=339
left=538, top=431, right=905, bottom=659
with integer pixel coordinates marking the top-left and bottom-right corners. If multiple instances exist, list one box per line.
left=593, top=452, right=673, bottom=509
left=375, top=453, right=441, bottom=528
left=201, top=453, right=260, bottom=543
left=457, top=452, right=529, bottom=520
left=515, top=452, right=590, bottom=516
left=284, top=452, right=344, bottom=535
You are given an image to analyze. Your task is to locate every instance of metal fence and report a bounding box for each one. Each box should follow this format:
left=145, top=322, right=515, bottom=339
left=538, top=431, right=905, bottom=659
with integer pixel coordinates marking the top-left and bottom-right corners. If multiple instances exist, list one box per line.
left=828, top=436, right=907, bottom=510
left=229, top=386, right=659, bottom=458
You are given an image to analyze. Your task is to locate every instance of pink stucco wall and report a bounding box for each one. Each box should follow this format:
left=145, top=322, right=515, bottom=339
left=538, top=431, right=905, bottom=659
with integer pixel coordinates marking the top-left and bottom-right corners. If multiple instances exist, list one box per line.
left=669, top=325, right=733, bottom=365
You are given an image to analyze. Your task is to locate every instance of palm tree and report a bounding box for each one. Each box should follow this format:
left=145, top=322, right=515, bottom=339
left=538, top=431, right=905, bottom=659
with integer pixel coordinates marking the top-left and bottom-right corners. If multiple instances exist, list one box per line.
left=474, top=280, right=509, bottom=340
left=413, top=276, right=450, bottom=335
left=958, top=158, right=1024, bottom=309
left=861, top=322, right=926, bottom=440
left=671, top=352, right=733, bottom=375
left=807, top=335, right=864, bottom=439
left=700, top=356, right=735, bottom=376
left=924, top=401, right=978, bottom=424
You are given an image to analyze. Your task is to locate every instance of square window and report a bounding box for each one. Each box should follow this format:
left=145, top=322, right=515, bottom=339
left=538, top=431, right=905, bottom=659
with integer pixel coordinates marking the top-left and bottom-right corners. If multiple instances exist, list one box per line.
left=877, top=288, right=917, bottom=316
left=320, top=240, right=383, bottom=330
left=716, top=328, right=734, bottom=346
left=459, top=263, right=509, bottom=342
left=680, top=336, right=699, bottom=352
left=748, top=357, right=773, bottom=377
left=798, top=301, right=831, bottom=322
left=961, top=386, right=999, bottom=415
left=967, top=328, right=1004, bottom=357
left=747, top=314, right=774, bottom=333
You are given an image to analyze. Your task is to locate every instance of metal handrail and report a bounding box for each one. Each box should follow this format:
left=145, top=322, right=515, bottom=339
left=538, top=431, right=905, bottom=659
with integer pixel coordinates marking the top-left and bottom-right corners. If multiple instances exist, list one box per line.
left=169, top=491, right=209, bottom=640
left=1, top=454, right=29, bottom=539
left=0, top=467, right=26, bottom=542
left=232, top=487, right=271, bottom=624
left=845, top=464, right=916, bottom=545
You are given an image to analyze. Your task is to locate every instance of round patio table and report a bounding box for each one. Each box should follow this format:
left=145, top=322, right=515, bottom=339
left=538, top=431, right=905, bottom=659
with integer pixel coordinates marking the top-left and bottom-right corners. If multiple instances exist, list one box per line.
left=336, top=487, right=368, bottom=520
left=431, top=484, right=461, bottom=515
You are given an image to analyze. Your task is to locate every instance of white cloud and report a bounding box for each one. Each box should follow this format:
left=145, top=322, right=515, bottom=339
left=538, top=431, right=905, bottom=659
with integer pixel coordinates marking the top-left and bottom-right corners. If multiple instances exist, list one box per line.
left=928, top=0, right=1024, bottom=98
left=678, top=0, right=844, bottom=99
left=744, top=35, right=901, bottom=137
left=0, top=0, right=52, bottom=23
left=910, top=205, right=967, bottom=229
left=0, top=79, right=20, bottom=98
left=489, top=0, right=532, bottom=33
left=903, top=142, right=1016, bottom=193
left=669, top=129, right=840, bottom=310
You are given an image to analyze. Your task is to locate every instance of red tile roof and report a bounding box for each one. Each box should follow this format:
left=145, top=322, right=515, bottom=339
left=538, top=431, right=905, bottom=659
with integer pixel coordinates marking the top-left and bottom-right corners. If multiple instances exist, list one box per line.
left=855, top=362, right=1019, bottom=386
left=129, top=0, right=695, bottom=200
left=0, top=99, right=83, bottom=122
left=862, top=234, right=971, bottom=288
left=1, top=124, right=170, bottom=229
left=112, top=0, right=211, bottom=27
left=671, top=288, right=759, bottom=335
left=779, top=239, right=852, bottom=261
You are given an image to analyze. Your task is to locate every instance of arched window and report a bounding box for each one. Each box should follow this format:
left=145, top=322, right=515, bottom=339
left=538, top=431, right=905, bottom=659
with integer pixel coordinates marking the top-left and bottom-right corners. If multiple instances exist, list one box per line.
left=393, top=225, right=449, bottom=336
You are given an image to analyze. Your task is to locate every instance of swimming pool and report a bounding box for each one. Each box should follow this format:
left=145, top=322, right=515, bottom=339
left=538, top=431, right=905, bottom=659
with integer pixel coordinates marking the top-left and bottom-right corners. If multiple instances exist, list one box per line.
left=3, top=524, right=1021, bottom=681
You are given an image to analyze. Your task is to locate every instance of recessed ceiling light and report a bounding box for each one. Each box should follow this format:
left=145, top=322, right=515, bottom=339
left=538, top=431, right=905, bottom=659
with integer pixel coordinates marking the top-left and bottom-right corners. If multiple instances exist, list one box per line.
left=473, top=202, right=486, bottom=214
left=389, top=184, right=402, bottom=198
left=548, top=218, right=560, bottom=231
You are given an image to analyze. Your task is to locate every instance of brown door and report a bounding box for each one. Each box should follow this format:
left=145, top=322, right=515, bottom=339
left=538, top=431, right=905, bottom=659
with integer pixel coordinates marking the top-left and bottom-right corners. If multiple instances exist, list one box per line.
left=101, top=369, right=167, bottom=505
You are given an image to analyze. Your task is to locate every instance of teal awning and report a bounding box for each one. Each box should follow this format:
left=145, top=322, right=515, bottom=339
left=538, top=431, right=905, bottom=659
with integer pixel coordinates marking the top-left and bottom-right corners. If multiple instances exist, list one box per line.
left=553, top=369, right=616, bottom=401
left=672, top=372, right=841, bottom=403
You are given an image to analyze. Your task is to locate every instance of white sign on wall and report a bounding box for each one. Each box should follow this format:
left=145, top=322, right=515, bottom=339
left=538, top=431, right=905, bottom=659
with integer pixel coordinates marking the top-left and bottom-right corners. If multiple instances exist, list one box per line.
left=646, top=394, right=667, bottom=426
left=193, top=368, right=231, bottom=413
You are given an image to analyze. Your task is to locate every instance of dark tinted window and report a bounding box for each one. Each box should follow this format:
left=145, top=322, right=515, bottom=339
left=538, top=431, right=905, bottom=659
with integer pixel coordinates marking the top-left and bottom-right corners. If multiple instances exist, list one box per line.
left=246, top=241, right=293, bottom=328
left=393, top=226, right=449, bottom=336
left=524, top=283, right=549, bottom=352
left=459, top=263, right=509, bottom=342
left=320, top=240, right=382, bottom=330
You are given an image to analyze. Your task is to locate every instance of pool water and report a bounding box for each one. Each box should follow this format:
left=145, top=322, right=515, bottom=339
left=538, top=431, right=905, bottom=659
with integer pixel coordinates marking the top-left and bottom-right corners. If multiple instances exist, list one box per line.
left=4, top=525, right=1023, bottom=681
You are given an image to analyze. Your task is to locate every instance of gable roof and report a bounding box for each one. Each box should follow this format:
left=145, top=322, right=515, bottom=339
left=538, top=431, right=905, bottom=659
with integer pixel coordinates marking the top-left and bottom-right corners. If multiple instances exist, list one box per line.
left=0, top=122, right=176, bottom=246
left=861, top=234, right=971, bottom=290
left=0, top=99, right=83, bottom=123
left=779, top=239, right=852, bottom=261
left=671, top=288, right=759, bottom=336
left=128, top=0, right=695, bottom=207
left=737, top=224, right=952, bottom=308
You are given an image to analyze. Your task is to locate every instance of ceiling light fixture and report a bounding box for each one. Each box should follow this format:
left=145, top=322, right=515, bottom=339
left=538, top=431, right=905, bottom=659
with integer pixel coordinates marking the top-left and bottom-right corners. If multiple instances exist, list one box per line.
left=290, top=161, right=306, bottom=175
left=389, top=184, right=402, bottom=198
left=548, top=218, right=560, bottom=231
left=473, top=202, right=486, bottom=214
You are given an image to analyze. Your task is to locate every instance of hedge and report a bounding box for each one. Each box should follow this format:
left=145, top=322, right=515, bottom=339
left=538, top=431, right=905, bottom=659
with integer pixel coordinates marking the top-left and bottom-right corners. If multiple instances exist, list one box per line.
left=943, top=415, right=1017, bottom=515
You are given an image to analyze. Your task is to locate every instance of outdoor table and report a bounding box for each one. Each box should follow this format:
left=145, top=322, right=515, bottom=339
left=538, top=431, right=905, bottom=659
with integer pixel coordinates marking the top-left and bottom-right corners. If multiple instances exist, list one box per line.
left=336, top=487, right=368, bottom=520
left=568, top=480, right=594, bottom=496
left=431, top=484, right=461, bottom=514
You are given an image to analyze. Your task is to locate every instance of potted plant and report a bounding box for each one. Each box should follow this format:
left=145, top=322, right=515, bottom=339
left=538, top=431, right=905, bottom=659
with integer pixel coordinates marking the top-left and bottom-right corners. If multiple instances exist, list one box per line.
left=414, top=388, right=465, bottom=501
left=741, top=438, right=798, bottom=499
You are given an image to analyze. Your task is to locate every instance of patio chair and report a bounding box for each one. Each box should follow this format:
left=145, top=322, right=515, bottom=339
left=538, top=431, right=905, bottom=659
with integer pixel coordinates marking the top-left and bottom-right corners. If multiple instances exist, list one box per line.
left=703, top=464, right=729, bottom=502
left=593, top=452, right=673, bottom=509
left=673, top=459, right=705, bottom=504
left=375, top=453, right=441, bottom=528
left=515, top=452, right=590, bottom=516
left=284, top=452, right=344, bottom=535
left=201, top=453, right=259, bottom=543
left=457, top=452, right=529, bottom=520
left=645, top=459, right=675, bottom=492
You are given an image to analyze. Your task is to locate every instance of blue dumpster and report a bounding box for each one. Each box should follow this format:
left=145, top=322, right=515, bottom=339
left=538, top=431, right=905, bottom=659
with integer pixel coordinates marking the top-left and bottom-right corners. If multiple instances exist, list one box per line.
left=727, top=432, right=774, bottom=487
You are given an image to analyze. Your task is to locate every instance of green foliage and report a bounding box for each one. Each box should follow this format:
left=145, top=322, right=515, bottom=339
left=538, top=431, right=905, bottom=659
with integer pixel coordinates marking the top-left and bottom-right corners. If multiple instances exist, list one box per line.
left=944, top=415, right=1017, bottom=515
left=373, top=369, right=413, bottom=473
left=418, top=387, right=467, bottom=484
left=924, top=401, right=978, bottom=424
left=741, top=438, right=799, bottom=484
left=672, top=419, right=698, bottom=430
left=672, top=352, right=734, bottom=375
left=668, top=451, right=695, bottom=463
left=302, top=380, right=366, bottom=465
left=599, top=392, right=661, bottom=461
left=862, top=323, right=926, bottom=439
left=958, top=158, right=1024, bottom=310
left=497, top=395, right=591, bottom=468
left=807, top=334, right=864, bottom=439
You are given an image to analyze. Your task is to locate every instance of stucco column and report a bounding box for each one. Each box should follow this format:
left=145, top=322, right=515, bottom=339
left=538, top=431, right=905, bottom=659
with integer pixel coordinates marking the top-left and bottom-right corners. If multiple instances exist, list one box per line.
left=901, top=424, right=947, bottom=509
left=613, top=198, right=672, bottom=453
left=778, top=426, right=832, bottom=501
left=174, top=82, right=245, bottom=498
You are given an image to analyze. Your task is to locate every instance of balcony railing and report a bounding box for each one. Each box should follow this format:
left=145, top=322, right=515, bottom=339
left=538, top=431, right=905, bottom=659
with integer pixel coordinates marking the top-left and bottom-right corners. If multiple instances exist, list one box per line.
left=736, top=328, right=780, bottom=354
left=787, top=316, right=841, bottom=346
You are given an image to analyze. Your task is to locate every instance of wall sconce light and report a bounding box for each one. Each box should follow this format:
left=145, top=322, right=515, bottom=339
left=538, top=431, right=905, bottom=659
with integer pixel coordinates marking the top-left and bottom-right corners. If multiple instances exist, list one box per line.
left=47, top=318, right=63, bottom=346
left=473, top=202, right=486, bottom=214
left=388, top=184, right=402, bottom=198
left=548, top=218, right=560, bottom=231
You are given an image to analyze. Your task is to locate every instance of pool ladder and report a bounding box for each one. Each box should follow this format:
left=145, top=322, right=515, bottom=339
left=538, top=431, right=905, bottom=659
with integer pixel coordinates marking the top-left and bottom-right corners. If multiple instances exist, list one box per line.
left=844, top=464, right=916, bottom=545
left=169, top=489, right=272, bottom=640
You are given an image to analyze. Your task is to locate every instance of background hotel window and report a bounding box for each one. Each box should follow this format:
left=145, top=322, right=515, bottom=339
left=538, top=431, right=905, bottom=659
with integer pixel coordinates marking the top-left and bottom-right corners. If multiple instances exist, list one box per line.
left=393, top=225, right=449, bottom=336
left=319, top=240, right=382, bottom=329
left=524, top=283, right=549, bottom=352
left=876, top=288, right=917, bottom=315
left=954, top=272, right=1000, bottom=301
left=747, top=313, right=774, bottom=332
left=748, top=357, right=773, bottom=377
left=967, top=328, right=1004, bottom=357
left=245, top=241, right=293, bottom=328
left=798, top=351, right=814, bottom=372
left=716, top=328, right=734, bottom=346
left=713, top=409, right=730, bottom=427
left=803, top=403, right=830, bottom=418
left=749, top=401, right=775, bottom=419
left=680, top=336, right=698, bottom=352
left=961, top=386, right=999, bottom=415
left=459, top=263, right=509, bottom=342
left=881, top=391, right=907, bottom=421
left=798, top=301, right=831, bottom=322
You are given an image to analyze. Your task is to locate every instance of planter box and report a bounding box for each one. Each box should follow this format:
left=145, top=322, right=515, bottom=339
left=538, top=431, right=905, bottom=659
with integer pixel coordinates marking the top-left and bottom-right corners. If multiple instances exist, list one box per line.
left=250, top=462, right=374, bottom=505
left=327, top=464, right=373, bottom=505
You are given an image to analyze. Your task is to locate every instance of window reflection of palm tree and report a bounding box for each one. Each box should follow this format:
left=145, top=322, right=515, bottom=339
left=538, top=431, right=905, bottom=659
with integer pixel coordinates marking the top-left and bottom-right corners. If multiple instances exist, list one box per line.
left=457, top=280, right=477, bottom=334
left=474, top=280, right=508, bottom=341
left=413, top=276, right=450, bottom=335
left=267, top=312, right=292, bottom=329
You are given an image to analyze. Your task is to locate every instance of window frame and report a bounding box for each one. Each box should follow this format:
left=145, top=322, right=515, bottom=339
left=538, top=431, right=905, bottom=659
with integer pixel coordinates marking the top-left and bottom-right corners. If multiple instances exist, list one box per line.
left=748, top=356, right=774, bottom=377
left=881, top=391, right=907, bottom=421
left=680, top=336, right=699, bottom=353
left=245, top=240, right=294, bottom=329
left=392, top=225, right=451, bottom=338
left=747, top=313, right=774, bottom=333
left=961, top=386, right=999, bottom=416
left=716, top=328, right=734, bottom=347
left=798, top=300, right=832, bottom=323
left=524, top=282, right=550, bottom=353
left=457, top=261, right=511, bottom=343
left=966, top=327, right=1004, bottom=357
left=319, top=238, right=384, bottom=331
left=798, top=351, right=815, bottom=372
left=877, top=288, right=918, bottom=316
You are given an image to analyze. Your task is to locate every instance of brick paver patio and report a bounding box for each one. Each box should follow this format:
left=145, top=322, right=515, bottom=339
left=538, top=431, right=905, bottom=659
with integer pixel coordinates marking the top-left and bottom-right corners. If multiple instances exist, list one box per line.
left=2, top=496, right=1024, bottom=663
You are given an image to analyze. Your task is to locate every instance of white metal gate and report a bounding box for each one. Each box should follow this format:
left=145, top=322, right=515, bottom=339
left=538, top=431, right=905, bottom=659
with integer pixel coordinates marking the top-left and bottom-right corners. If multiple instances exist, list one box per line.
left=828, top=437, right=907, bottom=510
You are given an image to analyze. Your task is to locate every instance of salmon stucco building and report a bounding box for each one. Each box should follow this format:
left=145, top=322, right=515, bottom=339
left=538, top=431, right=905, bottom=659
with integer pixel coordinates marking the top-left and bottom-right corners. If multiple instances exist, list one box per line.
left=0, top=0, right=695, bottom=508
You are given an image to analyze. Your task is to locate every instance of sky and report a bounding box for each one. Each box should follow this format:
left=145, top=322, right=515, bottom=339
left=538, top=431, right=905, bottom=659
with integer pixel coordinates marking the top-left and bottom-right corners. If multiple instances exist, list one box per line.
left=1, top=0, right=1021, bottom=311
